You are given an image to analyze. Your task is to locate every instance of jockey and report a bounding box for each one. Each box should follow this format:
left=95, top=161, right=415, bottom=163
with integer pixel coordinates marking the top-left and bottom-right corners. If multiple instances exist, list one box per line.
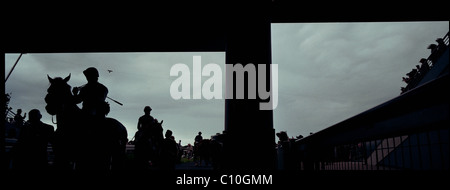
left=72, top=67, right=109, bottom=120
left=137, top=106, right=155, bottom=134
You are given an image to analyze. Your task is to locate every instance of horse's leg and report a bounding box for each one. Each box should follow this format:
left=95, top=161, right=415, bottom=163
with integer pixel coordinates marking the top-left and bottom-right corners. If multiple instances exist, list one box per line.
left=110, top=126, right=126, bottom=170
left=52, top=133, right=73, bottom=170
left=104, top=118, right=128, bottom=170
left=134, top=138, right=150, bottom=169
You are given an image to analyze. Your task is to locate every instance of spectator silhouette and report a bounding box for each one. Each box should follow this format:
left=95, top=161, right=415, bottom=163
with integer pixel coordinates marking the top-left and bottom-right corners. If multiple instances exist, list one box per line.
left=277, top=131, right=289, bottom=143
left=194, top=132, right=203, bottom=166
left=14, top=109, right=26, bottom=128
left=436, top=38, right=447, bottom=57
left=419, top=58, right=430, bottom=74
left=72, top=67, right=109, bottom=121
left=276, top=131, right=295, bottom=170
left=13, top=109, right=54, bottom=169
left=177, top=140, right=183, bottom=163
left=406, top=69, right=418, bottom=81
left=428, top=44, right=439, bottom=64
left=402, top=77, right=410, bottom=84
left=428, top=44, right=438, bottom=54
left=160, top=130, right=178, bottom=170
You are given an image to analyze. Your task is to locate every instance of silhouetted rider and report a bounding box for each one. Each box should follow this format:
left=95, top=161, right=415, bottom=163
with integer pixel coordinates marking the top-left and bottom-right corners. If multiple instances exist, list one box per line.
left=137, top=106, right=155, bottom=132
left=137, top=106, right=157, bottom=141
left=72, top=67, right=109, bottom=120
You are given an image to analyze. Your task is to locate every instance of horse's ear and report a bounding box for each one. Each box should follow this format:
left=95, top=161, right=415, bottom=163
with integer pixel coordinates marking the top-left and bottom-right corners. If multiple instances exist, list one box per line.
left=47, top=75, right=53, bottom=83
left=160, top=120, right=164, bottom=124
left=64, top=73, right=71, bottom=83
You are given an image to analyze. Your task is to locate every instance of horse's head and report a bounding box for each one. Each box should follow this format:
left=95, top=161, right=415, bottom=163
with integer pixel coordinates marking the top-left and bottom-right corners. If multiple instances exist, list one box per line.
left=155, top=119, right=163, bottom=127
left=45, top=74, right=72, bottom=115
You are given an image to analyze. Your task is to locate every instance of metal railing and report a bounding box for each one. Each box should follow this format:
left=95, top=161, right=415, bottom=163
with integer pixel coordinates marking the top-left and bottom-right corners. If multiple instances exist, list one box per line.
left=291, top=68, right=449, bottom=171
left=318, top=129, right=449, bottom=170
left=285, top=31, right=450, bottom=171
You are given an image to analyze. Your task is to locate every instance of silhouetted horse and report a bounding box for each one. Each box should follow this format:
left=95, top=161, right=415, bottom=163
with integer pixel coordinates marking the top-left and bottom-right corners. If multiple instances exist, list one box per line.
left=134, top=119, right=163, bottom=169
left=45, top=74, right=127, bottom=169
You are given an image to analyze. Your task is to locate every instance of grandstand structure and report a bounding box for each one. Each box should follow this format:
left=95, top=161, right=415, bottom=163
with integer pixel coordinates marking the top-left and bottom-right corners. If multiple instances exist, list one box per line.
left=293, top=31, right=449, bottom=170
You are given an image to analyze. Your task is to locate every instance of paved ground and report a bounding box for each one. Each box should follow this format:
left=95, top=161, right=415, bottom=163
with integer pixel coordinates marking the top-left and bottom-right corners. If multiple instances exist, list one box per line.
left=175, top=161, right=213, bottom=170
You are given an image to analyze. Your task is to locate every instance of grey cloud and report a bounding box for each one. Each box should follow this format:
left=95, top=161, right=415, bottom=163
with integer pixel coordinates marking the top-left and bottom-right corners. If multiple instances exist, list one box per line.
left=272, top=22, right=448, bottom=137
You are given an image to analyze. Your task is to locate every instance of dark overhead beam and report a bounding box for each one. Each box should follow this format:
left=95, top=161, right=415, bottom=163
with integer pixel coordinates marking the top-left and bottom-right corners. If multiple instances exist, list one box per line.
left=3, top=1, right=446, bottom=53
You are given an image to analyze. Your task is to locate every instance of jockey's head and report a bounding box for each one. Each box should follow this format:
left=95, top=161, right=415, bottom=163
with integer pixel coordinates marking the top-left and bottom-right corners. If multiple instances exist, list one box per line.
left=144, top=106, right=152, bottom=114
left=83, top=67, right=99, bottom=83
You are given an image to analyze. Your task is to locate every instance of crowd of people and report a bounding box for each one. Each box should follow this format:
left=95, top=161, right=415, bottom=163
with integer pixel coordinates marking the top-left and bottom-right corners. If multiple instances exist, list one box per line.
left=4, top=67, right=210, bottom=170
left=401, top=36, right=448, bottom=94
left=7, top=104, right=297, bottom=170
left=133, top=105, right=183, bottom=170
left=9, top=109, right=54, bottom=169
left=133, top=105, right=220, bottom=170
left=5, top=105, right=195, bottom=170
left=6, top=62, right=369, bottom=170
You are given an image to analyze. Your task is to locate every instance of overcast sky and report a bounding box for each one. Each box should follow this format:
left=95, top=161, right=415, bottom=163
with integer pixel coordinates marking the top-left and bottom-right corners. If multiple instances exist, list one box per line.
left=5, top=21, right=448, bottom=145
left=272, top=21, right=448, bottom=138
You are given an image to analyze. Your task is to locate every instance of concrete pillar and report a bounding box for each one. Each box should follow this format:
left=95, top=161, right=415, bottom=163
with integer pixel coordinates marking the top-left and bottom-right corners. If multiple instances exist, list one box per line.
left=222, top=8, right=275, bottom=171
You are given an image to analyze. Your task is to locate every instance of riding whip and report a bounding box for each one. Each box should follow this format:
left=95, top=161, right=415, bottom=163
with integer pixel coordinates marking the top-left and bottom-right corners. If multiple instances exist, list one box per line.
left=107, top=96, right=123, bottom=106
